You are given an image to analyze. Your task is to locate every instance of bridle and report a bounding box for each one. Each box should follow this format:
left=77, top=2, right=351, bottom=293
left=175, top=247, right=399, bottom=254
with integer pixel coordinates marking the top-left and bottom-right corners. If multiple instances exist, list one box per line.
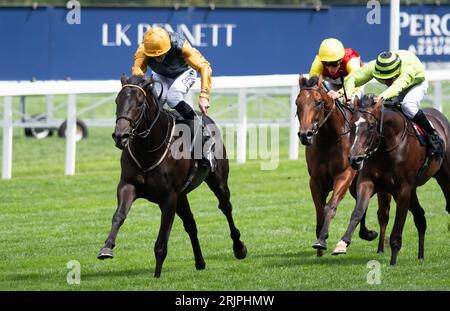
left=352, top=107, right=383, bottom=159
left=299, top=85, right=337, bottom=136
left=116, top=83, right=163, bottom=139
left=115, top=82, right=175, bottom=173
left=352, top=103, right=408, bottom=160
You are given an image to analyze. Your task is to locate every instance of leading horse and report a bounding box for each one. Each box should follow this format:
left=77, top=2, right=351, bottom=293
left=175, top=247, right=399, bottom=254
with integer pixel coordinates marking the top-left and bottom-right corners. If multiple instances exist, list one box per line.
left=295, top=76, right=392, bottom=256
left=333, top=94, right=450, bottom=264
left=98, top=75, right=247, bottom=277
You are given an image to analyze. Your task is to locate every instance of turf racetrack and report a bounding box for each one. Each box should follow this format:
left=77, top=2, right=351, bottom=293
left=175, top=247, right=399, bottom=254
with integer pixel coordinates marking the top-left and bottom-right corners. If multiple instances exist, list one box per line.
left=0, top=126, right=449, bottom=290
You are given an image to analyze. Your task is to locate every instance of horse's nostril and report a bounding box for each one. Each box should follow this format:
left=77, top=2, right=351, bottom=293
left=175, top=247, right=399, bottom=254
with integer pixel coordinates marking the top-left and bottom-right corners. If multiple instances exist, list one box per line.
left=306, top=131, right=314, bottom=138
left=357, top=156, right=364, bottom=163
left=122, top=133, right=130, bottom=139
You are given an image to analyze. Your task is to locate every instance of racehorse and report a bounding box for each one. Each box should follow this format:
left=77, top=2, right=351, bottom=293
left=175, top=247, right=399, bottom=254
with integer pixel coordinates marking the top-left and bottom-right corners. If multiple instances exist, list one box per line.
left=295, top=75, right=392, bottom=256
left=333, top=94, right=450, bottom=265
left=98, top=75, right=247, bottom=277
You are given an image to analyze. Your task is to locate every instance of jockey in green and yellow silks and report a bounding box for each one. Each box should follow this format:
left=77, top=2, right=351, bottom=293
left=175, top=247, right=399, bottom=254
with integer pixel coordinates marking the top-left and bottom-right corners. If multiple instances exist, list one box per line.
left=345, top=50, right=443, bottom=157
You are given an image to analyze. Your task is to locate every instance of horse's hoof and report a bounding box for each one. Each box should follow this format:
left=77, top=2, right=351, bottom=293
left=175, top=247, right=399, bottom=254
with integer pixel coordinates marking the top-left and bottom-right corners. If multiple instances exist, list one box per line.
left=195, top=260, right=206, bottom=270
left=316, top=249, right=324, bottom=257
left=233, top=242, right=247, bottom=260
left=360, top=230, right=378, bottom=241
left=377, top=249, right=384, bottom=254
left=331, top=240, right=347, bottom=255
left=312, top=239, right=327, bottom=250
left=97, top=247, right=114, bottom=260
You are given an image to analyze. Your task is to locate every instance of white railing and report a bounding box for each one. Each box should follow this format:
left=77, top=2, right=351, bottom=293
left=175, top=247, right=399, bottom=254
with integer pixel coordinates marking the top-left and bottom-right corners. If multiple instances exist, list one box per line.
left=1, top=71, right=450, bottom=179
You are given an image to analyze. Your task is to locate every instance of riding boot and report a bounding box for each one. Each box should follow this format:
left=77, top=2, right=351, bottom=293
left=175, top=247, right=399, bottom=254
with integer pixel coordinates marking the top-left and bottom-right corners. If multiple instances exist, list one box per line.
left=201, top=123, right=217, bottom=172
left=174, top=100, right=196, bottom=120
left=412, top=109, right=444, bottom=157
left=174, top=101, right=215, bottom=170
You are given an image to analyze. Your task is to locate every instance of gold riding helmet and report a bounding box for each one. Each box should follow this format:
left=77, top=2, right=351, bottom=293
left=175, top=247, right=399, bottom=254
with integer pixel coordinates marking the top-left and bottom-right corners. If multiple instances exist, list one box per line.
left=143, top=27, right=171, bottom=57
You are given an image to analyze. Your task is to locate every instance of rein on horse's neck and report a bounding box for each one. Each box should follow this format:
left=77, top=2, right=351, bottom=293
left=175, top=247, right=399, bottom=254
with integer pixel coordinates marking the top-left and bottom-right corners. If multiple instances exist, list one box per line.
left=360, top=105, right=407, bottom=155
left=379, top=106, right=409, bottom=153
left=316, top=92, right=350, bottom=141
left=132, top=93, right=172, bottom=155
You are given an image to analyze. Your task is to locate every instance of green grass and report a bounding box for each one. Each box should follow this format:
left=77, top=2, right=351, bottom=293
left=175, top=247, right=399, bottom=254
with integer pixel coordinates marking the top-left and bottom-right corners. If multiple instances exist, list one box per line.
left=0, top=125, right=449, bottom=291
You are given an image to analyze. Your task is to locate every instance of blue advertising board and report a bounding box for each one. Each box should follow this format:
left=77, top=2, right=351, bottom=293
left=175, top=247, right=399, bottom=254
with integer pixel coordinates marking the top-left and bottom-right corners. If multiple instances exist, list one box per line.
left=0, top=5, right=448, bottom=80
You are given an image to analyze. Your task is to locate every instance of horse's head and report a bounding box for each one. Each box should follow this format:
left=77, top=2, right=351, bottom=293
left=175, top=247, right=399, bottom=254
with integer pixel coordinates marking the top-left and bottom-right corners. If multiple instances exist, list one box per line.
left=348, top=94, right=384, bottom=170
left=112, top=74, right=158, bottom=150
left=295, top=75, right=334, bottom=146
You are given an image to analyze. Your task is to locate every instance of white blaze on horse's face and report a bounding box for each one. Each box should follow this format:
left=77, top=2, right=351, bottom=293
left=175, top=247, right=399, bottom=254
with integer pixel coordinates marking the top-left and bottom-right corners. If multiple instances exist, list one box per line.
left=351, top=116, right=367, bottom=151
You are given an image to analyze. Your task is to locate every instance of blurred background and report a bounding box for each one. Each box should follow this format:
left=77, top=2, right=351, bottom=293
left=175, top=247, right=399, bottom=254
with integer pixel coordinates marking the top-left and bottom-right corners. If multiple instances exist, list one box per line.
left=0, top=0, right=449, bottom=176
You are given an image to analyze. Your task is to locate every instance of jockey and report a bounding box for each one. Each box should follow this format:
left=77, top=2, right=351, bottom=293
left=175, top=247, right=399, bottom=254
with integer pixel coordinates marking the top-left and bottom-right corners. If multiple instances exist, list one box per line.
left=344, top=50, right=444, bottom=157
left=309, top=38, right=363, bottom=102
left=132, top=27, right=215, bottom=169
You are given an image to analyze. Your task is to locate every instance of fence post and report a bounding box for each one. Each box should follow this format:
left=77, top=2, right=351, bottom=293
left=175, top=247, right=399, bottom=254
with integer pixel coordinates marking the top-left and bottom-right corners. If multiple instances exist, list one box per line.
left=433, top=80, right=442, bottom=112
left=2, top=96, right=13, bottom=180
left=237, top=88, right=247, bottom=163
left=46, top=95, right=54, bottom=123
left=65, top=94, right=77, bottom=175
left=289, top=85, right=299, bottom=160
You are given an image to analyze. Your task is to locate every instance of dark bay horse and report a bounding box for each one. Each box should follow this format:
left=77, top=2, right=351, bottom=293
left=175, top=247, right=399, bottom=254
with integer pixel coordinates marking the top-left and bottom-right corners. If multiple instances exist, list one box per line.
left=295, top=76, right=392, bottom=256
left=332, top=94, right=450, bottom=265
left=98, top=75, right=247, bottom=277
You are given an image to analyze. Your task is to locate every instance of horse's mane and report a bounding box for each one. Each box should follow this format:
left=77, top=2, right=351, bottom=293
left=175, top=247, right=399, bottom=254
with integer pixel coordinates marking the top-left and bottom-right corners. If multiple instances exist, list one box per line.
left=126, top=75, right=147, bottom=85
left=360, top=93, right=377, bottom=108
left=305, top=75, right=320, bottom=87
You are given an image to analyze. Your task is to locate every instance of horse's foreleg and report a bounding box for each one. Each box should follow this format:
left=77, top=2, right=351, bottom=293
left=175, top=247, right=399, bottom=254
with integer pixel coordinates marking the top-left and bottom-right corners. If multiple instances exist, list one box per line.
left=332, top=180, right=374, bottom=255
left=389, top=187, right=411, bottom=265
left=314, top=169, right=354, bottom=252
left=359, top=212, right=378, bottom=241
left=310, top=178, right=327, bottom=256
left=98, top=183, right=136, bottom=260
left=176, top=195, right=206, bottom=270
left=376, top=192, right=392, bottom=253
left=154, top=193, right=177, bottom=278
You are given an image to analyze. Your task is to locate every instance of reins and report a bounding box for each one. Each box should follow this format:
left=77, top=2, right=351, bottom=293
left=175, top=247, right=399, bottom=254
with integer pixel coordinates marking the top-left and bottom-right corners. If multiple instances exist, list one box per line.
left=117, top=82, right=175, bottom=173
left=300, top=84, right=350, bottom=137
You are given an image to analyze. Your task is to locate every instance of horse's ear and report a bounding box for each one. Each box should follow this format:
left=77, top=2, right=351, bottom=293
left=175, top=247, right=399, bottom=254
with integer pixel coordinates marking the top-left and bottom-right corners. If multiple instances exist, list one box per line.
left=353, top=95, right=361, bottom=108
left=120, top=74, right=128, bottom=86
left=374, top=95, right=384, bottom=109
left=299, top=74, right=307, bottom=88
left=142, top=78, right=153, bottom=92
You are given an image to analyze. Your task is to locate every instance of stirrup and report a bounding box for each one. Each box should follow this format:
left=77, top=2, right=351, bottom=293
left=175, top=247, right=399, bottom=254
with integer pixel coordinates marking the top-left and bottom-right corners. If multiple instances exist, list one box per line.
left=427, top=135, right=444, bottom=157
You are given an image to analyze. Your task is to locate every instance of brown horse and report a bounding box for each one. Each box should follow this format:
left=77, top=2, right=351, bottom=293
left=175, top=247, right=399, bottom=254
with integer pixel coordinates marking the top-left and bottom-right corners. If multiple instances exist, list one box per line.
left=97, top=75, right=247, bottom=277
left=333, top=94, right=450, bottom=265
left=295, top=76, right=392, bottom=256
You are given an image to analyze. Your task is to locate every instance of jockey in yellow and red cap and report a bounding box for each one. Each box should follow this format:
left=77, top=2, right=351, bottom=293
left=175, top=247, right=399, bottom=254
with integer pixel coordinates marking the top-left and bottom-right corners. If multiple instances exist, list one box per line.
left=309, top=38, right=363, bottom=102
